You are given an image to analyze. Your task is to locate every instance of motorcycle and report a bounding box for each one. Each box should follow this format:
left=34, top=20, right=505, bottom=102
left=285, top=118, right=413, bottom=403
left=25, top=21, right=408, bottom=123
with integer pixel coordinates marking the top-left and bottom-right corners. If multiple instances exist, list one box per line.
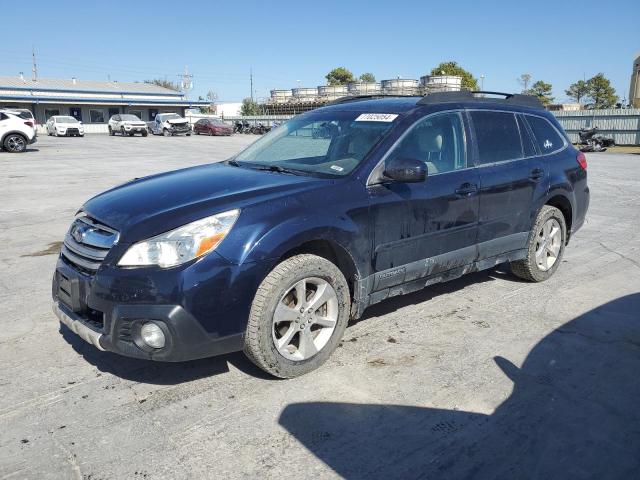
left=578, top=127, right=615, bottom=152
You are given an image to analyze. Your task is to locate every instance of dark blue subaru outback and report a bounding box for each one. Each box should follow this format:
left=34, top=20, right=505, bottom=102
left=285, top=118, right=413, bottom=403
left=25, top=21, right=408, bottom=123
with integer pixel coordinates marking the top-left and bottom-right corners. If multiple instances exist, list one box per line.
left=52, top=91, right=589, bottom=378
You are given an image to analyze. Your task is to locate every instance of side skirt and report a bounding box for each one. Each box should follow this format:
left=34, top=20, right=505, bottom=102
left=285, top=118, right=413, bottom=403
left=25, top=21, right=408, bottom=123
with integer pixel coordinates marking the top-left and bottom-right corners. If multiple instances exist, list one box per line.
left=351, top=246, right=527, bottom=319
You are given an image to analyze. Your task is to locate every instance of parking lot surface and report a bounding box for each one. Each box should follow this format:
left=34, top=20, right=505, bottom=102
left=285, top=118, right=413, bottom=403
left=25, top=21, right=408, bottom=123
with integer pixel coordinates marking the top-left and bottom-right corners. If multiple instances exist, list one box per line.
left=1, top=135, right=639, bottom=479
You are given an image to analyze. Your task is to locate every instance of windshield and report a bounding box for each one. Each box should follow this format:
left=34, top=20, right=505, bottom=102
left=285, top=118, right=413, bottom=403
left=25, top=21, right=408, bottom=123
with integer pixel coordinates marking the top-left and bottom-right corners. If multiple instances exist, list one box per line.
left=162, top=114, right=182, bottom=121
left=56, top=116, right=78, bottom=123
left=233, top=110, right=399, bottom=177
left=120, top=114, right=141, bottom=121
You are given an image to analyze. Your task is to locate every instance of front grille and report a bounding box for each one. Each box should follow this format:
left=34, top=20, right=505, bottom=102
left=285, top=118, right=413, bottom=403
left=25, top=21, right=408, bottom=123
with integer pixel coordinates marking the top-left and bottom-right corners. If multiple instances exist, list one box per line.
left=62, top=216, right=119, bottom=272
left=66, top=128, right=80, bottom=135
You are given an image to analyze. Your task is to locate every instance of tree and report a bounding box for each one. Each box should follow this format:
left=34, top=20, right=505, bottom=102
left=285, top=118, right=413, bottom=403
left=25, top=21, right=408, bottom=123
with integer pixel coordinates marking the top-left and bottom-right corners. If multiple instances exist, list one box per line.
left=144, top=79, right=181, bottom=91
left=240, top=97, right=261, bottom=116
left=429, top=61, right=479, bottom=91
left=325, top=67, right=355, bottom=86
left=359, top=72, right=376, bottom=83
left=585, top=73, right=618, bottom=109
left=565, top=80, right=589, bottom=104
left=517, top=73, right=532, bottom=92
left=523, top=80, right=555, bottom=106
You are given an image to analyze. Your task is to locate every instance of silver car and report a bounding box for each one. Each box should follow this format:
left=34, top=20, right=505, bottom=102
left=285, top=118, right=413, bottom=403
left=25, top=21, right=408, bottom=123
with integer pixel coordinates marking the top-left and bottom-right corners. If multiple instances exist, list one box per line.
left=108, top=114, right=149, bottom=137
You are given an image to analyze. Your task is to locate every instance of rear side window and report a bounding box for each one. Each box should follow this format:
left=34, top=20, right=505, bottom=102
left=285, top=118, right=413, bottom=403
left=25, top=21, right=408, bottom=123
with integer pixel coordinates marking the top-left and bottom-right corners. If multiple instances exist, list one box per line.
left=516, top=114, right=537, bottom=157
left=17, top=111, right=32, bottom=120
left=0, top=113, right=8, bottom=121
left=470, top=111, right=522, bottom=164
left=526, top=115, right=564, bottom=153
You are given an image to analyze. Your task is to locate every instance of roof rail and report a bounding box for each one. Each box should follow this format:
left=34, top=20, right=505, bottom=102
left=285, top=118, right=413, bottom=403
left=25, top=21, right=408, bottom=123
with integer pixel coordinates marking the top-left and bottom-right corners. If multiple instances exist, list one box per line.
left=417, top=90, right=543, bottom=109
left=329, top=94, right=403, bottom=105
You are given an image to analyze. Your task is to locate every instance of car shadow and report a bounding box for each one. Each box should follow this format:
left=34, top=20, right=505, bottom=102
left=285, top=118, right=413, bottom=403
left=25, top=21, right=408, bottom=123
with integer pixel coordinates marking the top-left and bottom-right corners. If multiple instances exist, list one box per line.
left=280, top=293, right=640, bottom=479
left=59, top=325, right=274, bottom=384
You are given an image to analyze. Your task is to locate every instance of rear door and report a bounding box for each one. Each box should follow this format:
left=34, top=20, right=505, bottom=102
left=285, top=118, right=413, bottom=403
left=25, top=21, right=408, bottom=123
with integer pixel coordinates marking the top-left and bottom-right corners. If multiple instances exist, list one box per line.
left=470, top=110, right=548, bottom=261
left=368, top=111, right=479, bottom=290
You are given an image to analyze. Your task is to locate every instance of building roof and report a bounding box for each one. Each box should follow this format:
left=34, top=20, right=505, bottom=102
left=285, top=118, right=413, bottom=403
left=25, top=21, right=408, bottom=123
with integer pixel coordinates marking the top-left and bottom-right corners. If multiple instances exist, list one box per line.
left=0, top=76, right=182, bottom=96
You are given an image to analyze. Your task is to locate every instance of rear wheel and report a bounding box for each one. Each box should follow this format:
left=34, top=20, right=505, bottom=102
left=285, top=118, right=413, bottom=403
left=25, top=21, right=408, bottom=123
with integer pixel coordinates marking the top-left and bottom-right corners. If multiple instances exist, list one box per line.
left=244, top=254, right=350, bottom=378
left=3, top=133, right=27, bottom=153
left=511, top=205, right=566, bottom=282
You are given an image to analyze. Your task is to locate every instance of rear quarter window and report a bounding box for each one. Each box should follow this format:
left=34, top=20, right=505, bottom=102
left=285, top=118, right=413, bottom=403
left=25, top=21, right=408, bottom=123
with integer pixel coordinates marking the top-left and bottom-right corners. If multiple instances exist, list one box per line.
left=470, top=111, right=523, bottom=164
left=525, top=115, right=565, bottom=153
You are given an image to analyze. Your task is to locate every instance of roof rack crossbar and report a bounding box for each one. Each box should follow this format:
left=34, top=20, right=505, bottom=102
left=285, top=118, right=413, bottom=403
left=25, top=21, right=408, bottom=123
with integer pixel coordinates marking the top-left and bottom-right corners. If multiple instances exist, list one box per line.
left=417, top=90, right=543, bottom=109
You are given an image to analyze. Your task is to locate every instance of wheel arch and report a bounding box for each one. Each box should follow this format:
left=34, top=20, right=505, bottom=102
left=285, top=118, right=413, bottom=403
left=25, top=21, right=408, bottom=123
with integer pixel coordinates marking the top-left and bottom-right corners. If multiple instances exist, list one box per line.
left=1, top=130, right=28, bottom=146
left=544, top=193, right=573, bottom=242
left=280, top=239, right=360, bottom=300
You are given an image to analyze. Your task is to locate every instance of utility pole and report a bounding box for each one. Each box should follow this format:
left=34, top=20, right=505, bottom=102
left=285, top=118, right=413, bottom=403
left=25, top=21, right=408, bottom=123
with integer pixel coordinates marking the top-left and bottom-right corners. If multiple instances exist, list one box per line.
left=31, top=46, right=38, bottom=82
left=250, top=68, right=254, bottom=102
left=181, top=65, right=193, bottom=99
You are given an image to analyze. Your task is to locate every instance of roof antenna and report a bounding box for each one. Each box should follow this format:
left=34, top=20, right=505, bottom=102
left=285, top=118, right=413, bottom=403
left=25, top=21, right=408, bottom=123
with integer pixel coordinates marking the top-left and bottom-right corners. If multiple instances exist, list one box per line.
left=32, top=46, right=38, bottom=82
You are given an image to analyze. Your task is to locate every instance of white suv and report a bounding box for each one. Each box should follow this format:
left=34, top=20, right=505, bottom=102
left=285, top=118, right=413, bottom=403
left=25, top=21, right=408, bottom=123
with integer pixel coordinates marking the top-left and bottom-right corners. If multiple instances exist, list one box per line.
left=0, top=109, right=37, bottom=153
left=108, top=114, right=148, bottom=137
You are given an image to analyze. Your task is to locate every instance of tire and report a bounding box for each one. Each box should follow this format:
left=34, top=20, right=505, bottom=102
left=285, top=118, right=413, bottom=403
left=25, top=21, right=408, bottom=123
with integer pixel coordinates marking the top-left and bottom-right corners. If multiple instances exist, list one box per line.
left=108, top=126, right=115, bottom=136
left=510, top=206, right=567, bottom=282
left=2, top=133, right=27, bottom=153
left=163, top=128, right=171, bottom=137
left=142, top=131, right=148, bottom=137
left=244, top=254, right=351, bottom=378
left=186, top=133, right=191, bottom=136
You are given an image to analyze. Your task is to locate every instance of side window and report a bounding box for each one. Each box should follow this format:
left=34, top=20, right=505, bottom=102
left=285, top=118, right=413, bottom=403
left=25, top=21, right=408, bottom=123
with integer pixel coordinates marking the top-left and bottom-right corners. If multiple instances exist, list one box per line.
left=470, top=111, right=523, bottom=164
left=0, top=113, right=8, bottom=121
left=386, top=112, right=466, bottom=175
left=525, top=115, right=564, bottom=153
left=516, top=114, right=537, bottom=157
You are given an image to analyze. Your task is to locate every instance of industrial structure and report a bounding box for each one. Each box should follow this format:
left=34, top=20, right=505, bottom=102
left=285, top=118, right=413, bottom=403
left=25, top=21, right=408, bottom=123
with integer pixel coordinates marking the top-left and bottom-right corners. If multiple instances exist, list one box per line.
left=263, top=75, right=462, bottom=115
left=630, top=53, right=640, bottom=108
left=0, top=75, right=208, bottom=125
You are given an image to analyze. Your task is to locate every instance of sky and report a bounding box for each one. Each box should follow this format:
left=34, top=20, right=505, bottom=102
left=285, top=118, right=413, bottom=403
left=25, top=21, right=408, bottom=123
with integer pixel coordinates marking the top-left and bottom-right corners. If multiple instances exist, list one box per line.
left=0, top=0, right=638, bottom=104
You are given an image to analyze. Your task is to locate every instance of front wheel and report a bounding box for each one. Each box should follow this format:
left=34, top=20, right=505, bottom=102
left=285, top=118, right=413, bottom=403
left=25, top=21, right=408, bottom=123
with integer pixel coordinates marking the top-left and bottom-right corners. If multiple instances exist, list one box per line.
left=108, top=126, right=115, bottom=136
left=510, top=205, right=566, bottom=282
left=163, top=128, right=171, bottom=137
left=244, top=254, right=351, bottom=378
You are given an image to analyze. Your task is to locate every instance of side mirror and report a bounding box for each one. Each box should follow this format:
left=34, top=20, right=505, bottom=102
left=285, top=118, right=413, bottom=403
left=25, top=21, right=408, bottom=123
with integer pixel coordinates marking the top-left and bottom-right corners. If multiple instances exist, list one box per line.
left=384, top=157, right=427, bottom=183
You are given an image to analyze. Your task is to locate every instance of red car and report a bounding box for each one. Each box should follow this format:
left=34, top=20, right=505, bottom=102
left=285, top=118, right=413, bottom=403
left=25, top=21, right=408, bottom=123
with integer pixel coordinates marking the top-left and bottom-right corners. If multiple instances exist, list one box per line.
left=193, top=118, right=233, bottom=136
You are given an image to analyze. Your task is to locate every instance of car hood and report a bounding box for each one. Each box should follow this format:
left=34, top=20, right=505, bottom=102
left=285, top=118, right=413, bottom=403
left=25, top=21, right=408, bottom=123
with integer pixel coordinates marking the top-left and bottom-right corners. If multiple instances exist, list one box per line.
left=82, top=163, right=324, bottom=243
left=56, top=122, right=83, bottom=128
left=123, top=121, right=147, bottom=127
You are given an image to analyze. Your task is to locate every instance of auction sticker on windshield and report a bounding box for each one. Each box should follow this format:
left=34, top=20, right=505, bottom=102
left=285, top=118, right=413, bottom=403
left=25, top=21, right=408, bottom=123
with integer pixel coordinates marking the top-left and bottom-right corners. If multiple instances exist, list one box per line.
left=355, top=113, right=398, bottom=122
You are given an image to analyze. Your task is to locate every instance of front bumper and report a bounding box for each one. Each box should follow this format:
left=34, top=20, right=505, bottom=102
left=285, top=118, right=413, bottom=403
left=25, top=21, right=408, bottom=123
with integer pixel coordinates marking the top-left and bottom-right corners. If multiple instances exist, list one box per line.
left=52, top=252, right=273, bottom=361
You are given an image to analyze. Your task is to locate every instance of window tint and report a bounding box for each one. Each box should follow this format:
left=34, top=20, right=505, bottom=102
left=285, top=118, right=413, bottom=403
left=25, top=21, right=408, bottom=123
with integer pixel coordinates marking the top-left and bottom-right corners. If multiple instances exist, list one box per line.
left=471, top=111, right=522, bottom=164
left=516, top=114, right=537, bottom=157
left=0, top=113, right=8, bottom=121
left=386, top=112, right=466, bottom=174
left=526, top=115, right=564, bottom=153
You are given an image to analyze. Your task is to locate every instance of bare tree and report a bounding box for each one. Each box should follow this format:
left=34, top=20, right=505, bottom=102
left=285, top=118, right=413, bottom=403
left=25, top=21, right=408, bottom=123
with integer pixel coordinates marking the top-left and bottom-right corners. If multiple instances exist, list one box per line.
left=518, top=74, right=532, bottom=92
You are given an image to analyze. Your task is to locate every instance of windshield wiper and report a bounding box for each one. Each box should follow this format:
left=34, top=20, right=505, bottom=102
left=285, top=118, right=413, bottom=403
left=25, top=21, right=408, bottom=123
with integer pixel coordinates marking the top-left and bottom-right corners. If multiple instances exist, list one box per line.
left=226, top=159, right=241, bottom=167
left=247, top=164, right=307, bottom=176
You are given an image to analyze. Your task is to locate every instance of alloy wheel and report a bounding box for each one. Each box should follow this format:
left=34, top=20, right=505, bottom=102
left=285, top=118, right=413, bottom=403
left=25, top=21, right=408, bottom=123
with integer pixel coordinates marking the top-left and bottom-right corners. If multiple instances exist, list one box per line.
left=6, top=135, right=26, bottom=152
left=272, top=277, right=338, bottom=361
left=535, top=218, right=562, bottom=271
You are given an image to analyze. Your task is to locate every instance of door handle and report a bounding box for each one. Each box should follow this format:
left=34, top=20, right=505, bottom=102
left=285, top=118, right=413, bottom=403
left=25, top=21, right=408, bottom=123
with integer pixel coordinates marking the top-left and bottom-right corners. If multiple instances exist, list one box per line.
left=455, top=183, right=478, bottom=196
left=530, top=168, right=544, bottom=180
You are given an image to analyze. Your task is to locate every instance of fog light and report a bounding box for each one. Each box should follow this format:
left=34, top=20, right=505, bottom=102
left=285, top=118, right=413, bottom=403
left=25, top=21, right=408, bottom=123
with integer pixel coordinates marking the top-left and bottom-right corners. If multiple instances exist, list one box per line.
left=140, top=322, right=165, bottom=349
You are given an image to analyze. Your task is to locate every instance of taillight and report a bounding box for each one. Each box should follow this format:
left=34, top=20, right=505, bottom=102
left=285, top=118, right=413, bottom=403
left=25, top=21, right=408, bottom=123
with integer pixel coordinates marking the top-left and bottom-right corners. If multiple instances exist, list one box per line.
left=577, top=152, right=587, bottom=170
left=24, top=121, right=34, bottom=128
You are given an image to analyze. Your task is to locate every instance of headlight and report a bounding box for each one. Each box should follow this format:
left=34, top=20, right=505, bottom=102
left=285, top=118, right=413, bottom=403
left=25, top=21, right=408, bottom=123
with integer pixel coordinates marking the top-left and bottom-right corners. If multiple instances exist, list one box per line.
left=118, top=209, right=240, bottom=268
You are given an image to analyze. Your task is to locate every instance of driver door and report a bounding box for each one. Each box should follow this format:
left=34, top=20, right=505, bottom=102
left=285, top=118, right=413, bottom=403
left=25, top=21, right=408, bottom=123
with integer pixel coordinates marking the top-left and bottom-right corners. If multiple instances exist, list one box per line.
left=367, top=111, right=479, bottom=291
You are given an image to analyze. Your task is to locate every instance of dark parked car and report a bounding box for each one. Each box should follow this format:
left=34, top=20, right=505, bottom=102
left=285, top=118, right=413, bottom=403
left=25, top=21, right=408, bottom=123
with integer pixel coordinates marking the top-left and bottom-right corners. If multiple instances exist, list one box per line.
left=193, top=118, right=233, bottom=136
left=52, top=91, right=589, bottom=378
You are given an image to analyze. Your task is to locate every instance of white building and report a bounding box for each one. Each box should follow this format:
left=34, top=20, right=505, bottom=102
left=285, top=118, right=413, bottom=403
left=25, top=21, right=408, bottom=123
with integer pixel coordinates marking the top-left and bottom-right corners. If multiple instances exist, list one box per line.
left=0, top=75, right=208, bottom=128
